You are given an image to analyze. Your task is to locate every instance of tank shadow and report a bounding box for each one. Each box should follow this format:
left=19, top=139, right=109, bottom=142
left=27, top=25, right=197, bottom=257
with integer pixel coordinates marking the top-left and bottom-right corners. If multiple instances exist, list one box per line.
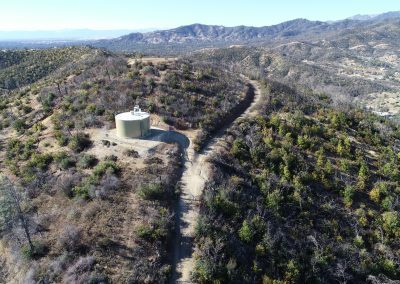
left=141, top=128, right=190, bottom=150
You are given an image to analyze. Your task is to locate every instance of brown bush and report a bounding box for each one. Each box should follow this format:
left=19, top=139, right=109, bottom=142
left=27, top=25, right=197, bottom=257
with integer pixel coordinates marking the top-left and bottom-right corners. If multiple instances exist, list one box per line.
left=55, top=172, right=81, bottom=197
left=57, top=225, right=83, bottom=252
left=63, top=256, right=95, bottom=283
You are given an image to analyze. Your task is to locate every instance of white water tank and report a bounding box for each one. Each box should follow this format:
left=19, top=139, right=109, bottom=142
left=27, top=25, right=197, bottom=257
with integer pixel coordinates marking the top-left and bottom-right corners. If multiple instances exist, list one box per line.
left=115, top=106, right=150, bottom=138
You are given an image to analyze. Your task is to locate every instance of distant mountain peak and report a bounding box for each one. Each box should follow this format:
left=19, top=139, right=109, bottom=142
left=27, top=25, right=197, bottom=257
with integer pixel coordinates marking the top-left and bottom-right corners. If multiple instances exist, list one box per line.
left=346, top=10, right=400, bottom=21
left=347, top=14, right=377, bottom=21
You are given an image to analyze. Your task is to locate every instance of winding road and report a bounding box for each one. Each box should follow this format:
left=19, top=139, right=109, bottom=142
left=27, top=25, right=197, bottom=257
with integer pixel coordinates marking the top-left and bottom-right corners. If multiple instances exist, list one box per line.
left=170, top=78, right=263, bottom=283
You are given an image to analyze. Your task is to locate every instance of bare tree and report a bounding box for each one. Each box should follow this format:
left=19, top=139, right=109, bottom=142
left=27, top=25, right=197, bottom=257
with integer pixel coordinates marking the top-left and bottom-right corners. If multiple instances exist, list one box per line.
left=56, top=81, right=62, bottom=95
left=0, top=176, right=34, bottom=252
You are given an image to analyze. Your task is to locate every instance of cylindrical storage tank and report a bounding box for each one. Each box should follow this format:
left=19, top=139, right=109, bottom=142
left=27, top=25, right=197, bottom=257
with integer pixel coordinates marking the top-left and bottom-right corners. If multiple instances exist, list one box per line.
left=115, top=107, right=150, bottom=138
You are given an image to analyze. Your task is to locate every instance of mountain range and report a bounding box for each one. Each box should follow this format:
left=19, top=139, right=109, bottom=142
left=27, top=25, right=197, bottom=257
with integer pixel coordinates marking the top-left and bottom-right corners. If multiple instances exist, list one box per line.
left=103, top=11, right=400, bottom=44
left=91, top=10, right=400, bottom=53
left=347, top=10, right=400, bottom=21
left=0, top=11, right=399, bottom=55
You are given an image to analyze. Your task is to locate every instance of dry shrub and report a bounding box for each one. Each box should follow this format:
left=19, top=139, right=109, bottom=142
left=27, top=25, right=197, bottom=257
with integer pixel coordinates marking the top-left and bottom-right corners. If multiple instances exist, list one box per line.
left=35, top=213, right=54, bottom=232
left=47, top=253, right=70, bottom=280
left=124, top=149, right=139, bottom=158
left=58, top=225, right=83, bottom=252
left=55, top=171, right=81, bottom=197
left=63, top=256, right=95, bottom=283
left=83, top=202, right=102, bottom=219
left=93, top=173, right=120, bottom=199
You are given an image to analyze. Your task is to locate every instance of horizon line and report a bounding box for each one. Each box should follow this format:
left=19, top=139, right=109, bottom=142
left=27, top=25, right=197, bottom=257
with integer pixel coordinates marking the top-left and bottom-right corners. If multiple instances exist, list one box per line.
left=0, top=9, right=398, bottom=36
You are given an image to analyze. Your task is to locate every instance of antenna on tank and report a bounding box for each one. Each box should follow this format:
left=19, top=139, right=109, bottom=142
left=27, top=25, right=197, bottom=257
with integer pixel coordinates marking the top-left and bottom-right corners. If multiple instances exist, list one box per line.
left=133, top=105, right=141, bottom=114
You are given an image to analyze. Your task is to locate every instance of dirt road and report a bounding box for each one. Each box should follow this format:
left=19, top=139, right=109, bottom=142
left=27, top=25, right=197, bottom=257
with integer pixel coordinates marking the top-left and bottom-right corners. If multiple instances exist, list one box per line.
left=170, top=78, right=263, bottom=283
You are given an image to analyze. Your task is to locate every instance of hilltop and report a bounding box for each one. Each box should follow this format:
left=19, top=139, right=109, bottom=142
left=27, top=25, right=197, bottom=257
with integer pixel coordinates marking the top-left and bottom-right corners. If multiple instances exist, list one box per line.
left=0, top=47, right=250, bottom=282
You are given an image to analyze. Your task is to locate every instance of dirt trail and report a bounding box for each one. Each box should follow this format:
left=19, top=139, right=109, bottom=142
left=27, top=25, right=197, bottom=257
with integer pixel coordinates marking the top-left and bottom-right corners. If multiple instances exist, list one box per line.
left=171, top=78, right=263, bottom=283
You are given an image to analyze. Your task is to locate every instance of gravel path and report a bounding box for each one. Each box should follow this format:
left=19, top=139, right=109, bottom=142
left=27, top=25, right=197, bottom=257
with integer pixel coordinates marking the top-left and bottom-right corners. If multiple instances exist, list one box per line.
left=170, top=78, right=263, bottom=283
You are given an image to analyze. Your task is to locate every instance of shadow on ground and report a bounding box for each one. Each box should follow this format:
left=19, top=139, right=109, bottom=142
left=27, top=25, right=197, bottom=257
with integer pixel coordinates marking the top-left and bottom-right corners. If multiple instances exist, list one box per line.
left=142, top=128, right=190, bottom=150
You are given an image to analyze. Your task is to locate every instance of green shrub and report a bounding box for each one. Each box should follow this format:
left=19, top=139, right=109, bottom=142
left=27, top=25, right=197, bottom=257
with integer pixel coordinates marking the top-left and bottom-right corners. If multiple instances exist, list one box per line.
left=54, top=130, right=69, bottom=146
left=22, top=105, right=33, bottom=114
left=342, top=185, right=355, bottom=207
left=380, top=259, right=398, bottom=278
left=284, top=260, right=300, bottom=283
left=86, top=103, right=97, bottom=113
left=81, top=81, right=92, bottom=90
left=60, top=157, right=75, bottom=169
left=212, top=193, right=238, bottom=216
left=239, top=220, right=254, bottom=243
left=6, top=139, right=22, bottom=160
left=21, top=241, right=47, bottom=260
left=92, top=161, right=120, bottom=178
left=357, top=161, right=369, bottom=190
left=73, top=183, right=92, bottom=199
left=353, top=235, right=364, bottom=248
left=28, top=153, right=53, bottom=170
left=381, top=196, right=394, bottom=211
left=77, top=154, right=97, bottom=169
left=68, top=132, right=91, bottom=152
left=381, top=211, right=399, bottom=236
left=137, top=183, right=164, bottom=200
left=54, top=151, right=75, bottom=169
left=32, top=122, right=46, bottom=132
left=136, top=224, right=156, bottom=240
left=266, top=189, right=282, bottom=212
left=13, top=119, right=27, bottom=132
left=72, top=160, right=120, bottom=199
left=136, top=223, right=168, bottom=242
left=142, top=65, right=156, bottom=75
left=230, top=138, right=248, bottom=160
left=95, top=107, right=105, bottom=116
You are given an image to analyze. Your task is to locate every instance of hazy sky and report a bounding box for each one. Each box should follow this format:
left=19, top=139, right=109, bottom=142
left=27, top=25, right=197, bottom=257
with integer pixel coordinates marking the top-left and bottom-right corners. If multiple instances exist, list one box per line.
left=0, top=0, right=399, bottom=31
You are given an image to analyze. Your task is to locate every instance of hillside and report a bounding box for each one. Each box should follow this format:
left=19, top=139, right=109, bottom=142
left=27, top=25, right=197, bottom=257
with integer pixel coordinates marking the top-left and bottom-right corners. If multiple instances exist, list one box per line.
left=0, top=48, right=250, bottom=283
left=194, top=80, right=400, bottom=283
left=189, top=17, right=400, bottom=120
left=89, top=15, right=400, bottom=120
left=0, top=47, right=98, bottom=90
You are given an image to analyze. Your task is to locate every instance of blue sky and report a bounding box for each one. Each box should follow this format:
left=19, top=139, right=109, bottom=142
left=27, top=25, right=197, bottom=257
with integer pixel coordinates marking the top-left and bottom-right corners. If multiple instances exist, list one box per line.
left=0, top=0, right=399, bottom=31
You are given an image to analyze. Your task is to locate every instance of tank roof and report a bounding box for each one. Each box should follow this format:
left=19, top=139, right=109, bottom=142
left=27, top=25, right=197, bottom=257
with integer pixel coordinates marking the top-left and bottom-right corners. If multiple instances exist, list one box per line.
left=115, top=110, right=150, bottom=121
